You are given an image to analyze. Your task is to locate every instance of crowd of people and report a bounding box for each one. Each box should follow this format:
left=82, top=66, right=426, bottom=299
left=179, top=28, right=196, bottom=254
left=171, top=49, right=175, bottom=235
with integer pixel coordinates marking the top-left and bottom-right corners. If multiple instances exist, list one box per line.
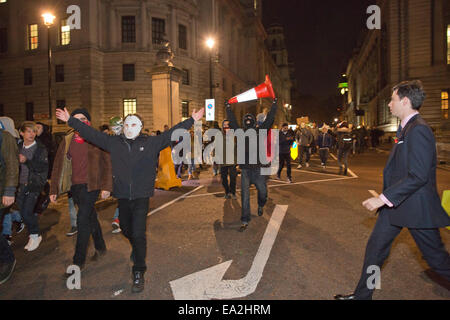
left=0, top=80, right=449, bottom=298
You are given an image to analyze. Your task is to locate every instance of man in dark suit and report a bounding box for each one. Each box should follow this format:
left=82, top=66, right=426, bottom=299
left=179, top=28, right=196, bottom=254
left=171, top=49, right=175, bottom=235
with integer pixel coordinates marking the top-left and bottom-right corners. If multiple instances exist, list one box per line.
left=335, top=80, right=450, bottom=300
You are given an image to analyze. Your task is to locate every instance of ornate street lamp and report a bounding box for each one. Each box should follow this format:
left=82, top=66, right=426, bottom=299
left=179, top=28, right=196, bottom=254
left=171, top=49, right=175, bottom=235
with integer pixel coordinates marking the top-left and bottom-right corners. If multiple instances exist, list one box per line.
left=42, top=13, right=55, bottom=123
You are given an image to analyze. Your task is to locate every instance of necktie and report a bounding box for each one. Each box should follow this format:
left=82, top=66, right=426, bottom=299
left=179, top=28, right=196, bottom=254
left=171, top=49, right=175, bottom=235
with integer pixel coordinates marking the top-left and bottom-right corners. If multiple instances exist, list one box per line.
left=396, top=125, right=402, bottom=138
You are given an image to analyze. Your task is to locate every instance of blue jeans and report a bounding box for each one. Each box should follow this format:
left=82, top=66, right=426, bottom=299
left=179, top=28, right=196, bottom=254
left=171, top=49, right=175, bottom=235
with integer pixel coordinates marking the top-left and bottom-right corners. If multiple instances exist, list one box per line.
left=113, top=207, right=119, bottom=220
left=16, top=184, right=40, bottom=235
left=240, top=167, right=268, bottom=223
left=2, top=210, right=22, bottom=236
left=68, top=195, right=77, bottom=228
left=0, top=209, right=14, bottom=264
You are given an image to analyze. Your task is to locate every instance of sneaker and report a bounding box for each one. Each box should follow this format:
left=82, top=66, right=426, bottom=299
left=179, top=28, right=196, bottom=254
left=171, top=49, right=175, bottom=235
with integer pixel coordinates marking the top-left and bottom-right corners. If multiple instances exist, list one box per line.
left=297, top=164, right=302, bottom=169
left=258, top=206, right=264, bottom=216
left=0, top=259, right=16, bottom=285
left=14, top=221, right=25, bottom=234
left=112, top=218, right=120, bottom=229
left=321, top=162, right=324, bottom=166
left=288, top=178, right=293, bottom=183
left=224, top=193, right=231, bottom=199
left=4, top=235, right=13, bottom=246
left=112, top=227, right=122, bottom=234
left=26, top=235, right=42, bottom=252
left=66, top=227, right=78, bottom=237
left=306, top=162, right=310, bottom=168
left=132, top=271, right=145, bottom=293
left=239, top=223, right=248, bottom=232
left=230, top=194, right=237, bottom=200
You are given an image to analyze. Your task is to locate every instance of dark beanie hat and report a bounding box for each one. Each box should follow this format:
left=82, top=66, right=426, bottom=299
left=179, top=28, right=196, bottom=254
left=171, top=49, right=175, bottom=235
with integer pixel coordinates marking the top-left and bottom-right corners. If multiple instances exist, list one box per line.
left=71, top=108, right=91, bottom=121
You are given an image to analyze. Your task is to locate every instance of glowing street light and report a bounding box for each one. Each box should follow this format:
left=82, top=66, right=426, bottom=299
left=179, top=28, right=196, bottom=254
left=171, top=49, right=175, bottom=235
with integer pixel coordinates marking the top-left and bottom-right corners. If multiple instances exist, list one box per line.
left=205, top=37, right=216, bottom=100
left=206, top=37, right=215, bottom=49
left=42, top=13, right=56, bottom=26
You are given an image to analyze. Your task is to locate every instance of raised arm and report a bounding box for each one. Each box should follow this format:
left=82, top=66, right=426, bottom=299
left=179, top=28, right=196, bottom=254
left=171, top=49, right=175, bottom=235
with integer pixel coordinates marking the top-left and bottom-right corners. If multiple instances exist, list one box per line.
left=225, top=103, right=239, bottom=130
left=259, top=99, right=278, bottom=130
left=57, top=108, right=111, bottom=151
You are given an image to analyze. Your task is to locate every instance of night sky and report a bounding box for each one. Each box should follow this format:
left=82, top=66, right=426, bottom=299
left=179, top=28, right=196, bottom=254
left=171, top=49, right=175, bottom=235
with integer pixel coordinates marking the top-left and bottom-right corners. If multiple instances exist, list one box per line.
left=262, top=0, right=374, bottom=98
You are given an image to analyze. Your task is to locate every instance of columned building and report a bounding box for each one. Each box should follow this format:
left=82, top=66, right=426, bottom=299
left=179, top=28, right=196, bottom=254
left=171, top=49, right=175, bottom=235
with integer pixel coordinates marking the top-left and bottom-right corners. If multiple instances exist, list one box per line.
left=0, top=0, right=291, bottom=131
left=344, top=0, right=450, bottom=160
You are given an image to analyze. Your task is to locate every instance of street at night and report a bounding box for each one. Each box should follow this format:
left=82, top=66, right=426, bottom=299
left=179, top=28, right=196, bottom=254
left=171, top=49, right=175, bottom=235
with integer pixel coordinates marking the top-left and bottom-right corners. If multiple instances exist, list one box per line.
left=0, top=0, right=449, bottom=310
left=0, top=148, right=449, bottom=300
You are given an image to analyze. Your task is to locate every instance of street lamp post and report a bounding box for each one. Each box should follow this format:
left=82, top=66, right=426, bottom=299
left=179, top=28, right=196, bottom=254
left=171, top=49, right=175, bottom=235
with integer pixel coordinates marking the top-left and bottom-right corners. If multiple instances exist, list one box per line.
left=206, top=38, right=215, bottom=100
left=42, top=13, right=55, bottom=124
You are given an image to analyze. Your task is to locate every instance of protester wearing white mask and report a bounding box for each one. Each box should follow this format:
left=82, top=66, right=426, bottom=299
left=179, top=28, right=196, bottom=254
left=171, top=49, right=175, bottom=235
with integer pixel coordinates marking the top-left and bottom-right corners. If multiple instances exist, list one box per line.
left=56, top=107, right=204, bottom=293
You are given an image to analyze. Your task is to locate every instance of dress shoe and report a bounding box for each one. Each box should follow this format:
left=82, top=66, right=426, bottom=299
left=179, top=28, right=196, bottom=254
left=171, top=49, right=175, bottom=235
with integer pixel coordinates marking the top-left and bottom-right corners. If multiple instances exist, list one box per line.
left=132, top=271, right=145, bottom=293
left=334, top=293, right=356, bottom=300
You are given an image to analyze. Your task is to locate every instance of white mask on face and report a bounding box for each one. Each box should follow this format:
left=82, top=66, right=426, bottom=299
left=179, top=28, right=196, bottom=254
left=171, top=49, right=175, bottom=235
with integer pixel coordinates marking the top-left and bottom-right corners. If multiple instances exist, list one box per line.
left=123, top=116, right=142, bottom=139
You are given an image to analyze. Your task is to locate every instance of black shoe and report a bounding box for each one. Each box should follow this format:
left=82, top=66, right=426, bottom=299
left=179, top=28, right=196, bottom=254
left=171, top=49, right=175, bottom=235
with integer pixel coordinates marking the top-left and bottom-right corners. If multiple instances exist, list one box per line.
left=132, top=271, right=145, bottom=293
left=258, top=206, right=263, bottom=216
left=334, top=293, right=356, bottom=300
left=0, top=259, right=16, bottom=285
left=90, top=249, right=107, bottom=262
left=66, top=227, right=78, bottom=237
left=14, top=221, right=25, bottom=234
left=224, top=193, right=231, bottom=199
left=239, top=223, right=248, bottom=232
left=343, top=168, right=348, bottom=176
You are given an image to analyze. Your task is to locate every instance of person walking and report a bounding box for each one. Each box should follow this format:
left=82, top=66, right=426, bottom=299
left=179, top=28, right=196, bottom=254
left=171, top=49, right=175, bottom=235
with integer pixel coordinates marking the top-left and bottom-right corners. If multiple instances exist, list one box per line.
left=220, top=120, right=238, bottom=199
left=335, top=80, right=450, bottom=300
left=276, top=123, right=294, bottom=182
left=296, top=122, right=313, bottom=169
left=317, top=125, right=333, bottom=168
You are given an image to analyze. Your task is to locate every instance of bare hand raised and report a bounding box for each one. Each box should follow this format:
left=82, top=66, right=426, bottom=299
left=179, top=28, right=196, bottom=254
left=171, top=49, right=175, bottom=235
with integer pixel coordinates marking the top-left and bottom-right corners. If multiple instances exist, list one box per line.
left=56, top=108, right=71, bottom=123
left=192, top=108, right=205, bottom=121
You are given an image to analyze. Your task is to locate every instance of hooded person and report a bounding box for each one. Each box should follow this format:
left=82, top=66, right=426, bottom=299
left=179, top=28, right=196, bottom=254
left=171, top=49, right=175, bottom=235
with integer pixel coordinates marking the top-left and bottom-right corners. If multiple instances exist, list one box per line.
left=50, top=108, right=112, bottom=275
left=219, top=119, right=238, bottom=199
left=55, top=106, right=204, bottom=293
left=225, top=98, right=278, bottom=231
left=0, top=117, right=20, bottom=140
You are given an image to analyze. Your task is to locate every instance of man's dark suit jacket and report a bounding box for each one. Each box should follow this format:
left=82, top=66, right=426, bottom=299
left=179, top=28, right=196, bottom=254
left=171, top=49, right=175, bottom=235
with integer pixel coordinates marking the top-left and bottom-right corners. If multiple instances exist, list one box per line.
left=381, top=114, right=450, bottom=228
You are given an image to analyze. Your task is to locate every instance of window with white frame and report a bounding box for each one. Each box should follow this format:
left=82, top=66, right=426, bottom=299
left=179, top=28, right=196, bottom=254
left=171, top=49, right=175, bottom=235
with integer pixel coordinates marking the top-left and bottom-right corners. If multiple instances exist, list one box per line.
left=27, top=24, right=38, bottom=50
left=60, top=19, right=70, bottom=45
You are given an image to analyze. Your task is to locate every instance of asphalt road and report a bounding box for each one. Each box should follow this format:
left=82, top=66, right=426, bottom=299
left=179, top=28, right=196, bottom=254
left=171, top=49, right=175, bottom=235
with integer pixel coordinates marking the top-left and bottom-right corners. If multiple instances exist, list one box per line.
left=1, top=146, right=449, bottom=300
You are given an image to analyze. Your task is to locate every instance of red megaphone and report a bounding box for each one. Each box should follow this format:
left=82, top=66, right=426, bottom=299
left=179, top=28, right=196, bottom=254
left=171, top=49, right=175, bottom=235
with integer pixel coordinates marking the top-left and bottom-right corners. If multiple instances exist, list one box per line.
left=228, top=75, right=276, bottom=104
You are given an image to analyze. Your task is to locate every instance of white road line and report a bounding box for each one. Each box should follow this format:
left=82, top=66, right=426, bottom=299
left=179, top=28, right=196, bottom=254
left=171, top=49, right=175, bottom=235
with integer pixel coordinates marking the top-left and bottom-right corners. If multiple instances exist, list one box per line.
left=269, top=179, right=290, bottom=184
left=292, top=169, right=344, bottom=178
left=184, top=176, right=357, bottom=199
left=147, top=185, right=204, bottom=216
left=330, top=153, right=338, bottom=161
left=368, top=190, right=379, bottom=197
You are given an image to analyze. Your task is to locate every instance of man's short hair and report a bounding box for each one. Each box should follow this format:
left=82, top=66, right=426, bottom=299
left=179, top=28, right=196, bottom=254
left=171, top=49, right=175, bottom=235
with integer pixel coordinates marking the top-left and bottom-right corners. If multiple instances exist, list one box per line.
left=19, top=121, right=37, bottom=133
left=393, top=80, right=426, bottom=110
left=282, top=123, right=289, bottom=127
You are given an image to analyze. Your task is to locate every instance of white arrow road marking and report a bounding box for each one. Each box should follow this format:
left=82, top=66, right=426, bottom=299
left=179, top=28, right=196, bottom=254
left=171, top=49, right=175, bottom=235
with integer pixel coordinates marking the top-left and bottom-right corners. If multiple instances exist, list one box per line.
left=368, top=190, right=379, bottom=197
left=170, top=205, right=288, bottom=300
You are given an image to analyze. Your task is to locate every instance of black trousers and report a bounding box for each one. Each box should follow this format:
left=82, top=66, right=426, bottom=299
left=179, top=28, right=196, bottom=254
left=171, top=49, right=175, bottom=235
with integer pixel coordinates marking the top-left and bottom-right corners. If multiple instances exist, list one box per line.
left=118, top=198, right=149, bottom=273
left=220, top=165, right=237, bottom=195
left=16, top=184, right=40, bottom=235
left=70, top=184, right=106, bottom=266
left=277, top=153, right=292, bottom=179
left=0, top=208, right=14, bottom=264
left=354, top=209, right=450, bottom=299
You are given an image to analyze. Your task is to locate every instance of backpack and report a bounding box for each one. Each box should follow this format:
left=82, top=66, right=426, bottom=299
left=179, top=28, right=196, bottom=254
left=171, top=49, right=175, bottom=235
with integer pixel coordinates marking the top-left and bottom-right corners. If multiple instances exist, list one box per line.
left=340, top=132, right=353, bottom=150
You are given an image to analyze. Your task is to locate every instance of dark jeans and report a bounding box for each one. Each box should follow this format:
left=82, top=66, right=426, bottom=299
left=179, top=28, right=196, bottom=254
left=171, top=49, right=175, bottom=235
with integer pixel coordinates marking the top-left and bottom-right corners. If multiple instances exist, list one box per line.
left=16, top=184, right=40, bottom=235
left=220, top=165, right=237, bottom=195
left=118, top=197, right=149, bottom=273
left=70, top=184, right=105, bottom=266
left=318, top=148, right=329, bottom=165
left=240, top=168, right=268, bottom=223
left=0, top=208, right=14, bottom=264
left=337, top=147, right=350, bottom=171
left=277, top=153, right=292, bottom=179
left=354, top=210, right=450, bottom=300
left=299, top=146, right=310, bottom=165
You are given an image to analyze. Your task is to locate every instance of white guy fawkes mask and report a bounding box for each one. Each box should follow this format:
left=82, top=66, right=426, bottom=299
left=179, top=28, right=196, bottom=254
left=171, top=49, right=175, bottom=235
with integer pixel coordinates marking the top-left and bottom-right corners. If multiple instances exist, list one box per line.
left=123, top=115, right=143, bottom=139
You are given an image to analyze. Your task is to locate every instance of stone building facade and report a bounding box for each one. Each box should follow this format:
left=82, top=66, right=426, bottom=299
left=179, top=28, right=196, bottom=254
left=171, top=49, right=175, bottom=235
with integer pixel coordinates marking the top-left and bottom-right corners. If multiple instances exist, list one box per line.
left=0, top=0, right=292, bottom=132
left=344, top=0, right=450, bottom=160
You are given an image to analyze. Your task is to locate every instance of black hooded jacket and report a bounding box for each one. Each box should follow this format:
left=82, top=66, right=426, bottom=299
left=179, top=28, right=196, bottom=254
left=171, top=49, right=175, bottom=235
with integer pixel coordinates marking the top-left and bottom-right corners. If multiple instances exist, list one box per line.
left=226, top=101, right=277, bottom=169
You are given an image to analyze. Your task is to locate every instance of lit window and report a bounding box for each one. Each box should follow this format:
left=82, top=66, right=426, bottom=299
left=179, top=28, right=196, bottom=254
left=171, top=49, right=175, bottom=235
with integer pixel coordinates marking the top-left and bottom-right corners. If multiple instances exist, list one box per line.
left=27, top=24, right=38, bottom=50
left=447, top=25, right=450, bottom=65
left=0, top=1, right=7, bottom=3
left=60, top=19, right=70, bottom=45
left=442, top=90, right=449, bottom=120
left=123, top=98, right=137, bottom=117
left=181, top=101, right=189, bottom=120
